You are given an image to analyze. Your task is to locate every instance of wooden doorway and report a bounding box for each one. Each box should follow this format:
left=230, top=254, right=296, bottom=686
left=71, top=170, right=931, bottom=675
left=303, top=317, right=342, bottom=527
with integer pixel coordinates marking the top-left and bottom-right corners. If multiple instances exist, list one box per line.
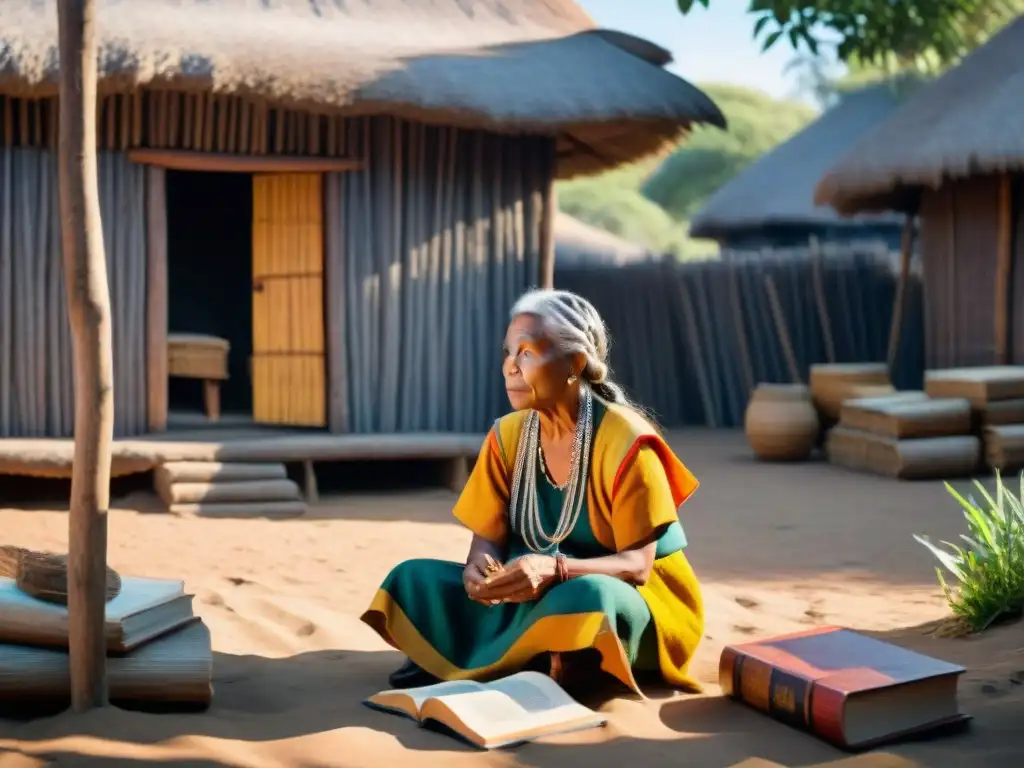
left=250, top=173, right=326, bottom=427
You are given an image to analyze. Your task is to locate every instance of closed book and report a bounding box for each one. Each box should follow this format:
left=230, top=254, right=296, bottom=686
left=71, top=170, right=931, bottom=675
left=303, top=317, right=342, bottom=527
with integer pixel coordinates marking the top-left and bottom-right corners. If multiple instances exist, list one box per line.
left=719, top=626, right=969, bottom=750
left=0, top=576, right=194, bottom=653
left=0, top=619, right=213, bottom=709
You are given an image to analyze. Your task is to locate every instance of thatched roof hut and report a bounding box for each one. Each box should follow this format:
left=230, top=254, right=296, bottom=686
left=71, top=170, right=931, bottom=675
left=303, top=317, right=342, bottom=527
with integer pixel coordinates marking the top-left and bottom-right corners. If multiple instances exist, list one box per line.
left=689, top=82, right=909, bottom=246
left=815, top=18, right=1024, bottom=215
left=814, top=19, right=1024, bottom=368
left=0, top=0, right=727, bottom=449
left=554, top=212, right=653, bottom=266
left=0, top=0, right=725, bottom=177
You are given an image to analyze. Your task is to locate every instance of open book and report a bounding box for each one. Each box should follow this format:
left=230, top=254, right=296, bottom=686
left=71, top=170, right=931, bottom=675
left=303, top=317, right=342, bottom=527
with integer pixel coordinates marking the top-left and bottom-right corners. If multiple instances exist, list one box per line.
left=0, top=576, right=194, bottom=652
left=364, top=671, right=607, bottom=749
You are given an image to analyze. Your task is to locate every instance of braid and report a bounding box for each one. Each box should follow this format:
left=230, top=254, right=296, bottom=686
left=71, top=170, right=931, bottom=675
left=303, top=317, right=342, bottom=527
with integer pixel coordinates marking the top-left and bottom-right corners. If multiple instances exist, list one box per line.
left=511, top=288, right=637, bottom=409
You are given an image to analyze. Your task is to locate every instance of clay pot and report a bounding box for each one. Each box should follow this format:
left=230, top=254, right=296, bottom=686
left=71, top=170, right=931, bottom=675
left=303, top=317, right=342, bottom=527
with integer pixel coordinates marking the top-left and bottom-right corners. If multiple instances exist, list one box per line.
left=745, top=383, right=820, bottom=462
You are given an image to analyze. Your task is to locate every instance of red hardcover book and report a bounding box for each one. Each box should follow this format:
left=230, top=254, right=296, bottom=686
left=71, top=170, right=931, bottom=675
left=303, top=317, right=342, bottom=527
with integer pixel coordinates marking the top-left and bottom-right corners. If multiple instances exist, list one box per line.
left=719, top=626, right=970, bottom=750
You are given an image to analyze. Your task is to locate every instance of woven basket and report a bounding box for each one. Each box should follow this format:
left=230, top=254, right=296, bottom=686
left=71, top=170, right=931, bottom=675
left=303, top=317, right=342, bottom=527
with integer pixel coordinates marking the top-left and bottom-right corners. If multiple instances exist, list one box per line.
left=0, top=545, right=121, bottom=605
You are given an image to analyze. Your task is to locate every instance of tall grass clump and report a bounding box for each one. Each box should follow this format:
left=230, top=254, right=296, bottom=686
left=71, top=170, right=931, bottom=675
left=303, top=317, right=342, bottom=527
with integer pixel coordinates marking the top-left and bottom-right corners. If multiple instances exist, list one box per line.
left=914, top=472, right=1024, bottom=634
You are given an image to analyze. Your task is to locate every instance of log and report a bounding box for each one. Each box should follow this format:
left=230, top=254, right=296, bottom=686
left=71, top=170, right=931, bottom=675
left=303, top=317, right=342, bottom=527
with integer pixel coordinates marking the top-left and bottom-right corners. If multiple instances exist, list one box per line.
left=159, top=479, right=303, bottom=506
left=155, top=461, right=287, bottom=484
left=984, top=424, right=1024, bottom=472
left=924, top=366, right=1024, bottom=407
left=839, top=395, right=972, bottom=439
left=59, top=0, right=112, bottom=711
left=126, top=149, right=363, bottom=174
left=827, top=427, right=980, bottom=480
left=169, top=501, right=307, bottom=519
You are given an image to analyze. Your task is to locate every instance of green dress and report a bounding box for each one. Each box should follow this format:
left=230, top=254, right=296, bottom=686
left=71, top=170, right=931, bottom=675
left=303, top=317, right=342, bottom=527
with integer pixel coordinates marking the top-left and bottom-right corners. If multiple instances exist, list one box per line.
left=362, top=402, right=690, bottom=685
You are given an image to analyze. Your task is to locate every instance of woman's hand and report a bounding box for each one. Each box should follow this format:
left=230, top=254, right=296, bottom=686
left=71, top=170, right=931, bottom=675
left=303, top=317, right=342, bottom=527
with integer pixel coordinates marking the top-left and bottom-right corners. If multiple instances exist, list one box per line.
left=481, top=555, right=558, bottom=604
left=463, top=553, right=502, bottom=605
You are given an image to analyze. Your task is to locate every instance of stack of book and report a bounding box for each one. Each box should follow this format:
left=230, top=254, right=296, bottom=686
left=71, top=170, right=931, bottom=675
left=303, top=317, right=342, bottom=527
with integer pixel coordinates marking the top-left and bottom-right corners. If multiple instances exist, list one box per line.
left=0, top=575, right=213, bottom=710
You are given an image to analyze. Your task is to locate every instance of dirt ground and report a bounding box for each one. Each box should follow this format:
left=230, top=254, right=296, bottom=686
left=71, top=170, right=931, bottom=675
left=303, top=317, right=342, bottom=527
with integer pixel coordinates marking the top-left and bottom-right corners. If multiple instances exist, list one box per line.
left=0, top=429, right=1022, bottom=768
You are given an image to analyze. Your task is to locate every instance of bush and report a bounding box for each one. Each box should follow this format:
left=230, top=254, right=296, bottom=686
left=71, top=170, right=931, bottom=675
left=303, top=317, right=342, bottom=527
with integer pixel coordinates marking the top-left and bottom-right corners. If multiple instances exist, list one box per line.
left=914, top=472, right=1024, bottom=633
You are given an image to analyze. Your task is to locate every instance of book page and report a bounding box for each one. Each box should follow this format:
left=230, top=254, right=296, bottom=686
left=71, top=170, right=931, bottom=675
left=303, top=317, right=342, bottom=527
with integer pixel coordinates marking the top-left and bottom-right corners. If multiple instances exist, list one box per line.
left=369, top=678, right=485, bottom=718
left=426, top=672, right=603, bottom=746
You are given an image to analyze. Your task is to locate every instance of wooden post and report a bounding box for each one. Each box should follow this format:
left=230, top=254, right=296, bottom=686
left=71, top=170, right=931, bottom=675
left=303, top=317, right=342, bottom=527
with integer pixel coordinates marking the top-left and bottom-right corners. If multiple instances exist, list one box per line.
left=58, top=0, right=112, bottom=711
left=995, top=174, right=1013, bottom=365
left=145, top=166, right=168, bottom=432
left=538, top=181, right=556, bottom=290
left=886, top=215, right=916, bottom=372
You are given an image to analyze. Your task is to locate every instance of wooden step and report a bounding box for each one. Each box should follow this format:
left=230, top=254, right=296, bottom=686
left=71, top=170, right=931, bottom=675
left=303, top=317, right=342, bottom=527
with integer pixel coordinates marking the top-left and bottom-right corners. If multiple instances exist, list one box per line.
left=158, top=478, right=303, bottom=506
left=169, top=500, right=307, bottom=519
left=156, top=461, right=288, bottom=484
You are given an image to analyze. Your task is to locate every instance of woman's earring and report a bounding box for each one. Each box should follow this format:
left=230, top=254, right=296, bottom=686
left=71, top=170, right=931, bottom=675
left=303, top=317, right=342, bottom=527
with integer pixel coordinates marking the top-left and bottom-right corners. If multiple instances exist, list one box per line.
left=567, top=373, right=577, bottom=385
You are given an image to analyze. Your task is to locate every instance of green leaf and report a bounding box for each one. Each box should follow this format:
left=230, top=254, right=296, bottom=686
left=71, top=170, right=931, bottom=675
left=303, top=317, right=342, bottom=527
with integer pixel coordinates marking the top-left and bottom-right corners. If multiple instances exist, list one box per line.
left=753, top=14, right=771, bottom=37
left=914, top=534, right=967, bottom=582
left=761, top=29, right=783, bottom=52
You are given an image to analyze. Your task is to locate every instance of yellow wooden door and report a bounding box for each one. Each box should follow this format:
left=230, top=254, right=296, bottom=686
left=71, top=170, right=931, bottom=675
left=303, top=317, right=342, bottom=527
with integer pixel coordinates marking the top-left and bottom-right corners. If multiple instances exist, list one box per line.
left=251, top=173, right=326, bottom=427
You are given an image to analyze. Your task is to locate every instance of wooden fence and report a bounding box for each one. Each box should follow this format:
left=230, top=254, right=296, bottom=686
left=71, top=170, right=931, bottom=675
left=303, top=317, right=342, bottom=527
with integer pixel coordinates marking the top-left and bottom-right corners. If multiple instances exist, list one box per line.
left=556, top=243, right=924, bottom=428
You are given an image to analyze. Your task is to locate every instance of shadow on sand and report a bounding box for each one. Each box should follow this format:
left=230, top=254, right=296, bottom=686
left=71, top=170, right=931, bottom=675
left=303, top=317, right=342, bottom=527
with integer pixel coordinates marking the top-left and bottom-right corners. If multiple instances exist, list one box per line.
left=2, top=618, right=1010, bottom=768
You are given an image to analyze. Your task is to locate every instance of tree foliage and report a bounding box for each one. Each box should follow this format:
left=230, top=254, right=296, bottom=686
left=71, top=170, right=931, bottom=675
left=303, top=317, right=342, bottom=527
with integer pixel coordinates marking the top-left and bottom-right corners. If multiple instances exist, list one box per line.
left=557, top=84, right=814, bottom=258
left=641, top=84, right=815, bottom=219
left=676, top=0, right=1022, bottom=67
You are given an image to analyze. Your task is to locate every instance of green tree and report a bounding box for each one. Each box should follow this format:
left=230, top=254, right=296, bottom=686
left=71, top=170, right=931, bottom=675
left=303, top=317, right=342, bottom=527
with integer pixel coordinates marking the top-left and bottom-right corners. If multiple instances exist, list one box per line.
left=676, top=0, right=1021, bottom=67
left=641, top=84, right=815, bottom=220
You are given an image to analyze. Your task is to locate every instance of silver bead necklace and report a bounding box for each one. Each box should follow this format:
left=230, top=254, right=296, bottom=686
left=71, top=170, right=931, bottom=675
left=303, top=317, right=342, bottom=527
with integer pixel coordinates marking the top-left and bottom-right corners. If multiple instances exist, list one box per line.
left=508, top=386, right=593, bottom=554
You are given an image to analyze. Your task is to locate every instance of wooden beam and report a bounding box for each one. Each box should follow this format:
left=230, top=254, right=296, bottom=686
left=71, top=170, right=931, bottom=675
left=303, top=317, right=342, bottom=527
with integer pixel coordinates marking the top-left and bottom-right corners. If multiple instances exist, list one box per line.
left=127, top=149, right=364, bottom=174
left=538, top=180, right=556, bottom=290
left=886, top=215, right=916, bottom=372
left=323, top=175, right=349, bottom=433
left=58, top=0, right=111, bottom=711
left=995, top=174, right=1013, bottom=365
left=145, top=166, right=168, bottom=432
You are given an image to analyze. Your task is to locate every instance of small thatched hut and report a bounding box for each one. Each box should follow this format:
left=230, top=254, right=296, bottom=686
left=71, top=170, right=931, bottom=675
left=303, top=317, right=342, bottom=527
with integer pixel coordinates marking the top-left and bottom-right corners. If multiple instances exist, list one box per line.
left=690, top=83, right=909, bottom=250
left=816, top=19, right=1024, bottom=369
left=554, top=212, right=653, bottom=266
left=0, top=0, right=724, bottom=440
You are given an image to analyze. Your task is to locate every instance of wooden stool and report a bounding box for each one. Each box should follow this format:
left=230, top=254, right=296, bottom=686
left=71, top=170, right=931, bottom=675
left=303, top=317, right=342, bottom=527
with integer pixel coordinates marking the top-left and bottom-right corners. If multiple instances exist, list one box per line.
left=167, top=333, right=230, bottom=422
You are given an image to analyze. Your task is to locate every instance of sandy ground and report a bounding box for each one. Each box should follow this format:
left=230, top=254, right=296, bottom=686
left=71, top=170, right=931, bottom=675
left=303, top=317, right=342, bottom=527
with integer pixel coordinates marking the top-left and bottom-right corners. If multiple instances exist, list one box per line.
left=0, top=429, right=1022, bottom=768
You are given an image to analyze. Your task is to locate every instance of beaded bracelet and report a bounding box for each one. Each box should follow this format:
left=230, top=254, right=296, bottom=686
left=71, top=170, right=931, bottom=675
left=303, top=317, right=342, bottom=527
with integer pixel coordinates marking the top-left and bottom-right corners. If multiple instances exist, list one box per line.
left=555, top=553, right=569, bottom=583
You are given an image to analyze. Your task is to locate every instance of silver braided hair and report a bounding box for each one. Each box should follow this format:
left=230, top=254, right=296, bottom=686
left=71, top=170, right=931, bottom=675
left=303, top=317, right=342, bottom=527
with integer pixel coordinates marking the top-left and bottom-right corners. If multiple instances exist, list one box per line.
left=510, top=289, right=630, bottom=406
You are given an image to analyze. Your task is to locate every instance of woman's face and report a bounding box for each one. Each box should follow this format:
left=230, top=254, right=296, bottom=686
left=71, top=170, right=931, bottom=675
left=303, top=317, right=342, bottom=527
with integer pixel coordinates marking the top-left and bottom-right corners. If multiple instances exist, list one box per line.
left=502, top=313, right=573, bottom=411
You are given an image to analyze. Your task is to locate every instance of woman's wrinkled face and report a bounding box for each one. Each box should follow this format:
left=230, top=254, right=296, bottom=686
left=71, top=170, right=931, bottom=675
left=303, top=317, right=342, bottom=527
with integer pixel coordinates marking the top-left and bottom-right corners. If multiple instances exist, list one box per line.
left=502, top=314, right=572, bottom=411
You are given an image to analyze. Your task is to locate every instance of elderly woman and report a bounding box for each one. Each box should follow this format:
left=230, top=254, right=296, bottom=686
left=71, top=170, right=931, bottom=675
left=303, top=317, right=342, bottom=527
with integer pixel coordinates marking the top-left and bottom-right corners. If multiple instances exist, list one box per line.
left=361, top=289, right=702, bottom=694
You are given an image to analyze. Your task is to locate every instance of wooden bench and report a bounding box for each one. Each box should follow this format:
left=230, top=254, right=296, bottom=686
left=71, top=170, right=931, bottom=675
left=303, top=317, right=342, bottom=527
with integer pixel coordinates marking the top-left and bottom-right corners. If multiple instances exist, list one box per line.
left=167, top=333, right=230, bottom=422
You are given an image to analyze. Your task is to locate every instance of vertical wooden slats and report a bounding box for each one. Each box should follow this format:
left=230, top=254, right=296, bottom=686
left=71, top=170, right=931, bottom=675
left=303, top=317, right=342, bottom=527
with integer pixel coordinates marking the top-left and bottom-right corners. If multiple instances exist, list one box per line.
left=325, top=117, right=550, bottom=434
left=0, top=148, right=148, bottom=437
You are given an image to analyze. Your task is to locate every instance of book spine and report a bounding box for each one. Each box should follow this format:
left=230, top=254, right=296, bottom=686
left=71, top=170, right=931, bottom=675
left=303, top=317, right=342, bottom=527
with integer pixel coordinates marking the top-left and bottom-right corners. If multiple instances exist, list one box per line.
left=718, top=647, right=846, bottom=747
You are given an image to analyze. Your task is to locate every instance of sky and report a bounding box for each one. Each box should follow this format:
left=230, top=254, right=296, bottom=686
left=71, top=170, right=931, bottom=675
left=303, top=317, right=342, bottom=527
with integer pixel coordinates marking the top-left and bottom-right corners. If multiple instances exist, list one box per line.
left=577, top=0, right=813, bottom=101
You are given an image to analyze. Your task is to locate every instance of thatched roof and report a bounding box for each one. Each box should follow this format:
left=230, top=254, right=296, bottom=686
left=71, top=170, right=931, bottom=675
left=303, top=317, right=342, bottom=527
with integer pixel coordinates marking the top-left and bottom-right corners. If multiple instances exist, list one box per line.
left=816, top=18, right=1024, bottom=215
left=554, top=211, right=653, bottom=265
left=0, top=0, right=726, bottom=176
left=689, top=82, right=909, bottom=240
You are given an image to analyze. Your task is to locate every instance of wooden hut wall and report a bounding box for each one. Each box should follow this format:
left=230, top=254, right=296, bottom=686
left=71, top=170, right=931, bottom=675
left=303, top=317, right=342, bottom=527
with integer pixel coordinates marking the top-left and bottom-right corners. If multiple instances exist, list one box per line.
left=556, top=244, right=923, bottom=429
left=0, top=148, right=148, bottom=438
left=326, top=118, right=553, bottom=434
left=1013, top=176, right=1024, bottom=366
left=918, top=176, right=1011, bottom=368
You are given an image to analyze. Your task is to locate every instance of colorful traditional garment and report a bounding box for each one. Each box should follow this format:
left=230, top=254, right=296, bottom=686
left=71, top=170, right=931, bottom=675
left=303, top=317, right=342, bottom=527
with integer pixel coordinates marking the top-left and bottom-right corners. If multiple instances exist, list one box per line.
left=361, top=400, right=703, bottom=693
